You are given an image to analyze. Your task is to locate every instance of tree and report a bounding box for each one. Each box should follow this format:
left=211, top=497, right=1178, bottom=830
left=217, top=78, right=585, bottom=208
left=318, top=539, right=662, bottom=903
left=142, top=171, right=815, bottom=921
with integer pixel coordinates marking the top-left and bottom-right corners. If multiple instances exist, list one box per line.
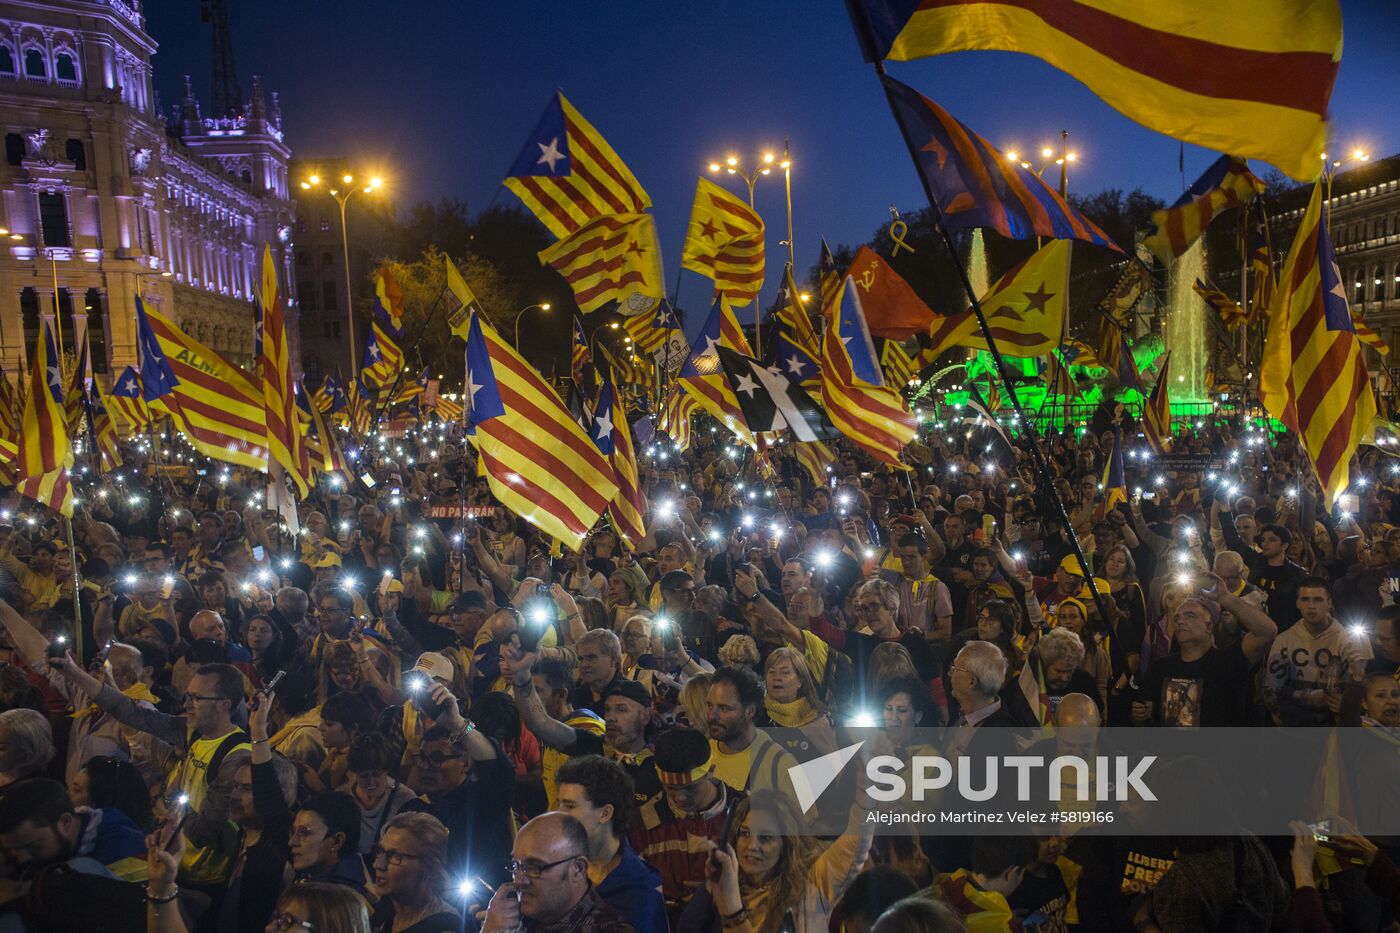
left=380, top=247, right=517, bottom=386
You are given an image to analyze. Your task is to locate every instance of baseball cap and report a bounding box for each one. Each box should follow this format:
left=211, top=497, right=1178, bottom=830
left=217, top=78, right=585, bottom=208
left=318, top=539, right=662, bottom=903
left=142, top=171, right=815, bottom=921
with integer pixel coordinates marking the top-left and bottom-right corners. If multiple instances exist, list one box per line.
left=312, top=553, right=342, bottom=569
left=413, top=651, right=455, bottom=684
left=1058, top=554, right=1086, bottom=577
left=601, top=679, right=651, bottom=709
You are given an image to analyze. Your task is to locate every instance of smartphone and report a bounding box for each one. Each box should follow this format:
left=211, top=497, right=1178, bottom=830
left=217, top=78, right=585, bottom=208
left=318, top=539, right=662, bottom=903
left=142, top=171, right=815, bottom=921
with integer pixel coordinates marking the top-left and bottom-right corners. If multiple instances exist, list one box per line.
left=535, top=582, right=550, bottom=599
left=260, top=669, right=287, bottom=698
left=1310, top=818, right=1334, bottom=843
left=45, top=636, right=70, bottom=660
left=159, top=796, right=190, bottom=853
left=379, top=571, right=393, bottom=597
left=516, top=612, right=545, bottom=653
left=1339, top=494, right=1360, bottom=515
left=410, top=675, right=449, bottom=719
left=982, top=514, right=995, bottom=539
left=718, top=794, right=740, bottom=849
left=252, top=545, right=265, bottom=562
left=160, top=576, right=175, bottom=600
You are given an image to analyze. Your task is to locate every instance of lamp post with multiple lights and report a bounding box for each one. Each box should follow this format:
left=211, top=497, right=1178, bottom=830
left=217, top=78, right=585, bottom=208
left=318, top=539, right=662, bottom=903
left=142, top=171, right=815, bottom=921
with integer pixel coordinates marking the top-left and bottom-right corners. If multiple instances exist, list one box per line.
left=300, top=172, right=383, bottom=380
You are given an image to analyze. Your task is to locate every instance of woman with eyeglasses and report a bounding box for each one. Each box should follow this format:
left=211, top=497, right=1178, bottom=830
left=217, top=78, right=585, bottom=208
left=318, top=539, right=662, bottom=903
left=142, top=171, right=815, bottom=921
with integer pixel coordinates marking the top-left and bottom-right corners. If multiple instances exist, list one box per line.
left=368, top=811, right=459, bottom=933
left=267, top=882, right=372, bottom=933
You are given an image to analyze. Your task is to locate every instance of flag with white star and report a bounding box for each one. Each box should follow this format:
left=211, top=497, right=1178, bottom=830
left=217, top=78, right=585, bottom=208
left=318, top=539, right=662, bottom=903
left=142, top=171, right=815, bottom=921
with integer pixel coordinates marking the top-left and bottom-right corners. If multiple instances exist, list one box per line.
left=677, top=294, right=755, bottom=447
left=503, top=91, right=651, bottom=241
left=716, top=346, right=835, bottom=443
left=462, top=309, right=617, bottom=549
left=1261, top=181, right=1376, bottom=504
left=591, top=362, right=646, bottom=548
left=108, top=366, right=152, bottom=435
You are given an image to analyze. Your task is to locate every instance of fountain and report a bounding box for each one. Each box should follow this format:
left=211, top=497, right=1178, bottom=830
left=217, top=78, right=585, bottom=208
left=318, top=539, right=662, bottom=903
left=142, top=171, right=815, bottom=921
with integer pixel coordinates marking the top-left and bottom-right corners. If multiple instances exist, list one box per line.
left=968, top=228, right=989, bottom=298
left=1166, top=238, right=1208, bottom=402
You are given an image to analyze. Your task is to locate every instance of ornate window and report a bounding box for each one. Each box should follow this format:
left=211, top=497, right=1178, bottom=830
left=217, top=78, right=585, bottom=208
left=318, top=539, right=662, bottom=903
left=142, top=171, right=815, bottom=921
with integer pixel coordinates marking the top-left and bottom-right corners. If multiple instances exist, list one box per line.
left=23, top=47, right=44, bottom=78
left=54, top=51, right=76, bottom=84
left=85, top=289, right=108, bottom=373
left=0, top=46, right=15, bottom=75
left=64, top=139, right=85, bottom=170
left=1376, top=269, right=1388, bottom=303
left=4, top=133, right=22, bottom=166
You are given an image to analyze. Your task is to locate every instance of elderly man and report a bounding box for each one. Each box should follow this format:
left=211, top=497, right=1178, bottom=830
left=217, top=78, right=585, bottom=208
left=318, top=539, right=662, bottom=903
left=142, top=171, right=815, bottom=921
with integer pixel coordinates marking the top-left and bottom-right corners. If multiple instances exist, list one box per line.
left=1134, top=579, right=1277, bottom=727
left=945, top=640, right=1020, bottom=747
left=481, top=812, right=633, bottom=933
left=1211, top=550, right=1266, bottom=646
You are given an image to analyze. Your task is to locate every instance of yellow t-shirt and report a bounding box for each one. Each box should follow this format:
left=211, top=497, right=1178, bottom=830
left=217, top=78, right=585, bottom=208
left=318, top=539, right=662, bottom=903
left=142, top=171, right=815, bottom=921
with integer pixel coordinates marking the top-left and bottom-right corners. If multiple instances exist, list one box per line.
left=173, top=728, right=250, bottom=884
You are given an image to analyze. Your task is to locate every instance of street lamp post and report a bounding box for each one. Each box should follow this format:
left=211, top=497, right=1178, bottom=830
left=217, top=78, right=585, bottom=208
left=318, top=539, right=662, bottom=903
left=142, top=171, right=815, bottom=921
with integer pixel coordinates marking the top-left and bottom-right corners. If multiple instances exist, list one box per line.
left=301, top=172, right=382, bottom=381
left=1321, top=148, right=1370, bottom=234
left=1005, top=138, right=1078, bottom=195
left=707, top=146, right=794, bottom=353
left=512, top=302, right=552, bottom=353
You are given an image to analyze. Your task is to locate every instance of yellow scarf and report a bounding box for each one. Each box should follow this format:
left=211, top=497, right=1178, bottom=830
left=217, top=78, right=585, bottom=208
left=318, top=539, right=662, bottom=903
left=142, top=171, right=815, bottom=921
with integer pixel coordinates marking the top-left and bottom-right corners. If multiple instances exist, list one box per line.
left=73, top=681, right=159, bottom=720
left=765, top=696, right=816, bottom=728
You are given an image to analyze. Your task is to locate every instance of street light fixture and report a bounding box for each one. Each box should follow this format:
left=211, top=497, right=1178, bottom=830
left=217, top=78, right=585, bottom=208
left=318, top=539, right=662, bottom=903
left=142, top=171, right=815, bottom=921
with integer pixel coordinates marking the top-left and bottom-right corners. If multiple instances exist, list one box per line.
left=706, top=140, right=795, bottom=349
left=302, top=169, right=385, bottom=380
left=513, top=302, right=553, bottom=352
left=1321, top=147, right=1369, bottom=232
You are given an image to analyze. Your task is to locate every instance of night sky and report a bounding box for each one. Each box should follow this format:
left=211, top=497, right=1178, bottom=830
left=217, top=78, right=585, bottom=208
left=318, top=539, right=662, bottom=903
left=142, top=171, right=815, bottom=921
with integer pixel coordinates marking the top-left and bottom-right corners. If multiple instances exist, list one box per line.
left=146, top=1, right=1399, bottom=321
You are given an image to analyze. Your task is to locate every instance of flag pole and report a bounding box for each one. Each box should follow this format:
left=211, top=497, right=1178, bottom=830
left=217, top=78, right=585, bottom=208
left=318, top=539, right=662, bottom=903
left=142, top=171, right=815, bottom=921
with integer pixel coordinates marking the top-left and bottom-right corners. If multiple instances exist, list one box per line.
left=64, top=516, right=83, bottom=665
left=871, top=64, right=1116, bottom=629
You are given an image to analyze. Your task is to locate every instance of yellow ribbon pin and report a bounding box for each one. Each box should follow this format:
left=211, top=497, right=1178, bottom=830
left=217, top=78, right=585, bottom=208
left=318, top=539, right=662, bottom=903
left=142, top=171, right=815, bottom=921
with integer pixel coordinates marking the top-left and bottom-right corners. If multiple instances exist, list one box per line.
left=888, top=207, right=915, bottom=257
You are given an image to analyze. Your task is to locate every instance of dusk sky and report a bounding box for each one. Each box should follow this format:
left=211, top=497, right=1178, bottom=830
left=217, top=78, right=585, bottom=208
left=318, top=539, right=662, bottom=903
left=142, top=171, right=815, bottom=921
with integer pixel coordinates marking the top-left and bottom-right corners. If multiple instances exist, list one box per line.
left=147, top=1, right=1399, bottom=317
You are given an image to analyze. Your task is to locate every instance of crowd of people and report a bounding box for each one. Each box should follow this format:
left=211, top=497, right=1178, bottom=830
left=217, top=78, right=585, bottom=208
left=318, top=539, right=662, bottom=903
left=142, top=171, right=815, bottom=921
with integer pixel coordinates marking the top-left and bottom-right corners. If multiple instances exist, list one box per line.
left=0, top=406, right=1397, bottom=933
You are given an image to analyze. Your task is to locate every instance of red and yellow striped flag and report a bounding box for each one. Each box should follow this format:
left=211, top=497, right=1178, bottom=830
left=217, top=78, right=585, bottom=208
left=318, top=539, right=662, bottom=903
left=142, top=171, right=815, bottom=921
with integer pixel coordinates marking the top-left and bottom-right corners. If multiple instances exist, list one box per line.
left=1145, top=156, right=1265, bottom=264
left=591, top=363, right=646, bottom=549
left=775, top=262, right=821, bottom=359
left=504, top=91, right=651, bottom=240
left=1352, top=313, right=1390, bottom=356
left=1192, top=280, right=1251, bottom=331
left=260, top=245, right=311, bottom=496
left=681, top=178, right=765, bottom=307
left=821, top=277, right=915, bottom=468
left=87, top=378, right=122, bottom=472
left=1143, top=353, right=1173, bottom=456
left=538, top=213, right=665, bottom=314
left=793, top=440, right=836, bottom=485
left=677, top=295, right=755, bottom=447
left=434, top=394, right=464, bottom=422
left=108, top=367, right=151, bottom=436
left=463, top=305, right=618, bottom=550
left=0, top=368, right=17, bottom=466
left=17, top=316, right=73, bottom=516
left=849, top=0, right=1340, bottom=182
left=660, top=387, right=698, bottom=452
left=880, top=339, right=915, bottom=388
left=1259, top=183, right=1375, bottom=503
left=299, top=382, right=349, bottom=480
left=138, top=300, right=269, bottom=470
left=62, top=336, right=89, bottom=433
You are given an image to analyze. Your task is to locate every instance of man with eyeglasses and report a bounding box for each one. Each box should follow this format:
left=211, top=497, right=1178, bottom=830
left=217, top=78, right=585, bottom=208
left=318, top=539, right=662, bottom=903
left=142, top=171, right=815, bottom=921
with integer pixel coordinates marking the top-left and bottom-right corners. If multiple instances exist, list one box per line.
left=481, top=812, right=633, bottom=933
left=399, top=680, right=515, bottom=886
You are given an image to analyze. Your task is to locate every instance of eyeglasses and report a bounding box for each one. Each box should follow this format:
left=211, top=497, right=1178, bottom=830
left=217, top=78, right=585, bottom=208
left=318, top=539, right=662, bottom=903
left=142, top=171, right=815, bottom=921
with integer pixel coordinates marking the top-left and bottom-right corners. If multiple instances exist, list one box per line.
left=416, top=751, right=464, bottom=767
left=505, top=854, right=582, bottom=880
left=271, top=912, right=315, bottom=931
left=853, top=602, right=883, bottom=614
left=288, top=825, right=326, bottom=843
left=371, top=846, right=423, bottom=867
left=185, top=694, right=227, bottom=704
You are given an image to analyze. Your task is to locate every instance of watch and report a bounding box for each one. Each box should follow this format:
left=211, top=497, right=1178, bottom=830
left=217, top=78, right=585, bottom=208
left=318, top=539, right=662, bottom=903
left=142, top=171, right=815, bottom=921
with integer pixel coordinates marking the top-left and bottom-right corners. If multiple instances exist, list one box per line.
left=746, top=589, right=761, bottom=604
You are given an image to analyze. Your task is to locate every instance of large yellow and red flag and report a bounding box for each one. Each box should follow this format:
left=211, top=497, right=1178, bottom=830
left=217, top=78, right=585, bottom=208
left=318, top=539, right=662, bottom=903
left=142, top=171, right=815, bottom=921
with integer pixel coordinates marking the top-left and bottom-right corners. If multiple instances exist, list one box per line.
left=135, top=298, right=268, bottom=470
left=681, top=178, right=765, bottom=307
left=86, top=378, right=122, bottom=473
left=538, top=213, right=665, bottom=314
left=848, top=0, right=1341, bottom=181
left=260, top=245, right=311, bottom=496
left=821, top=277, right=916, bottom=467
left=16, top=317, right=73, bottom=516
left=461, top=296, right=617, bottom=550
left=1260, top=183, right=1375, bottom=503
left=108, top=366, right=151, bottom=435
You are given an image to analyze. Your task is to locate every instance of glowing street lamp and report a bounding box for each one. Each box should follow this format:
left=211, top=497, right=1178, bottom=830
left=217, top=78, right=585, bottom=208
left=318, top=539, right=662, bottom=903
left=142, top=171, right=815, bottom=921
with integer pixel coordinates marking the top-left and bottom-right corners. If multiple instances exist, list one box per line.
left=301, top=169, right=386, bottom=378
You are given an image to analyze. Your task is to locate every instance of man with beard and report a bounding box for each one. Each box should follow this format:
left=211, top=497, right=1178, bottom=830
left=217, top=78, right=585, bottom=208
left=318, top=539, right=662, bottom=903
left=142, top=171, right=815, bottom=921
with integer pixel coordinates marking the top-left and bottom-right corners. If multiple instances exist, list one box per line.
left=0, top=778, right=147, bottom=882
left=705, top=667, right=797, bottom=798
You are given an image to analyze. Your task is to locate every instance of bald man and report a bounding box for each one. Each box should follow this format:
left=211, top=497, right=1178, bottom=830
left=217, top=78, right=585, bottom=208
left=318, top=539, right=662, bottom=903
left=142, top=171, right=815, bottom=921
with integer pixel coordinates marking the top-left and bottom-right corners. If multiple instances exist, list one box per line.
left=481, top=812, right=633, bottom=933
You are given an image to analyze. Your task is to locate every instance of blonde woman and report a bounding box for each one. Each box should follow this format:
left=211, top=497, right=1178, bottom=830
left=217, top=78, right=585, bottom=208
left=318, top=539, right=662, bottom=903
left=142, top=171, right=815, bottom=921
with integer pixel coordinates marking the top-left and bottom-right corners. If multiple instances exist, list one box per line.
left=619, top=615, right=653, bottom=680
left=684, top=788, right=873, bottom=933
left=763, top=647, right=836, bottom=762
left=678, top=672, right=713, bottom=731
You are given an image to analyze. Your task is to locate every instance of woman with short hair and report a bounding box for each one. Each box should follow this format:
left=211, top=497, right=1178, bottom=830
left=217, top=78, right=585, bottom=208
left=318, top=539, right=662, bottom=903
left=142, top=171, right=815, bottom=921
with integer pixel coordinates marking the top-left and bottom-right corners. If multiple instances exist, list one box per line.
left=369, top=811, right=459, bottom=933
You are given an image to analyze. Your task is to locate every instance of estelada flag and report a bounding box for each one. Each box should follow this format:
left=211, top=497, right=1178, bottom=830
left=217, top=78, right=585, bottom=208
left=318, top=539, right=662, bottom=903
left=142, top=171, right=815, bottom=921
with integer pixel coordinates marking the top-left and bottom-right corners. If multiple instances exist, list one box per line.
left=848, top=0, right=1340, bottom=182
left=845, top=246, right=935, bottom=338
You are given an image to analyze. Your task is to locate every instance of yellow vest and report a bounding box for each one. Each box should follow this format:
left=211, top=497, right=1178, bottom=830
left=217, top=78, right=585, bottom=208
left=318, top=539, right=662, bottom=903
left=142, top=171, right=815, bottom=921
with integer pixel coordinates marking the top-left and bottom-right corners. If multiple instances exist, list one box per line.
left=171, top=728, right=250, bottom=884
